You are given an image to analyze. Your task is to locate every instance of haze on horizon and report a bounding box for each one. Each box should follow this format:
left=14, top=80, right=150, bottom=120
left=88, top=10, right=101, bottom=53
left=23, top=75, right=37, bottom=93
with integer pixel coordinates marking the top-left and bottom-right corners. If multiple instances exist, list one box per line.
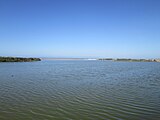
left=0, top=0, right=160, bottom=59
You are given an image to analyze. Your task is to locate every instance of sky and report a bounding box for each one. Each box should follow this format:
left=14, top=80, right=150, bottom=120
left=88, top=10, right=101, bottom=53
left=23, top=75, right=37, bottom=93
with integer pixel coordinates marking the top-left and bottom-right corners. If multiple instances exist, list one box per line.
left=0, top=0, right=160, bottom=58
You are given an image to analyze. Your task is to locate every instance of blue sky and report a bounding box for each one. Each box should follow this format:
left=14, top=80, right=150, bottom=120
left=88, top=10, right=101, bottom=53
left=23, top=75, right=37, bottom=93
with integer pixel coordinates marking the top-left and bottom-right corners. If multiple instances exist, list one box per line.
left=0, top=0, right=160, bottom=58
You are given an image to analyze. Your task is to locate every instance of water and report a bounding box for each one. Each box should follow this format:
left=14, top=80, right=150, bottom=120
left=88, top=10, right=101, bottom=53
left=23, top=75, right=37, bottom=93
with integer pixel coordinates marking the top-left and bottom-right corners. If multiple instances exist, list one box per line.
left=0, top=60, right=160, bottom=120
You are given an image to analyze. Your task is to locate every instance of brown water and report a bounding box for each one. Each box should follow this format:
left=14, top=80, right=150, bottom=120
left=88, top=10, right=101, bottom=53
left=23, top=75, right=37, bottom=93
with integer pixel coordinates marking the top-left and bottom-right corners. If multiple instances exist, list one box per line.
left=0, top=60, right=160, bottom=120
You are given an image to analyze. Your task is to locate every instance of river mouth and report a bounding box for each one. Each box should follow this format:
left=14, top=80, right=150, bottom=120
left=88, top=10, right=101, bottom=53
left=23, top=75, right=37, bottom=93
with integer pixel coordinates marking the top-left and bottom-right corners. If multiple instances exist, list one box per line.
left=0, top=60, right=160, bottom=120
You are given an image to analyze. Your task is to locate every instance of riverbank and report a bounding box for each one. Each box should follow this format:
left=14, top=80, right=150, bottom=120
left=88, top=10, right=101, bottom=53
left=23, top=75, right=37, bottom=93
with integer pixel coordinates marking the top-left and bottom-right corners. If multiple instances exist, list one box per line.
left=98, top=58, right=160, bottom=62
left=0, top=57, right=41, bottom=62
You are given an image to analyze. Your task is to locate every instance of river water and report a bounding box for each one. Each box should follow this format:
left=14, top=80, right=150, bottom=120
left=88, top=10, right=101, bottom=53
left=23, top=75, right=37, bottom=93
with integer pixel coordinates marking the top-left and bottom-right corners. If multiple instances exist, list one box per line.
left=0, top=60, right=160, bottom=120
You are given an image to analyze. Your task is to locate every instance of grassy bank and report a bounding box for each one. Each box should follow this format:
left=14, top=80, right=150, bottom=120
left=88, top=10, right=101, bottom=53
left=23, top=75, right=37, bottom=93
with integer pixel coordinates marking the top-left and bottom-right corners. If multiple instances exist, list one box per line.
left=0, top=57, right=41, bottom=62
left=99, top=58, right=160, bottom=62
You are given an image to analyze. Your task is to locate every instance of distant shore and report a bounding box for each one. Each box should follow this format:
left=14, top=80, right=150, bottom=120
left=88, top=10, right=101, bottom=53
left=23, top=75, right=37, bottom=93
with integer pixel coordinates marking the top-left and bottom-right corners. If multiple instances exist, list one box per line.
left=98, top=58, right=160, bottom=62
left=41, top=58, right=88, bottom=60
left=0, top=57, right=41, bottom=62
left=41, top=57, right=160, bottom=62
left=1, top=57, right=159, bottom=62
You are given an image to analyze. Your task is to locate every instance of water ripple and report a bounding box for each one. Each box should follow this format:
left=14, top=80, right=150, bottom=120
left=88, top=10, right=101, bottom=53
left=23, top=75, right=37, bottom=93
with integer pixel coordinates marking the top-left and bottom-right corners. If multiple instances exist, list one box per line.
left=0, top=61, right=160, bottom=120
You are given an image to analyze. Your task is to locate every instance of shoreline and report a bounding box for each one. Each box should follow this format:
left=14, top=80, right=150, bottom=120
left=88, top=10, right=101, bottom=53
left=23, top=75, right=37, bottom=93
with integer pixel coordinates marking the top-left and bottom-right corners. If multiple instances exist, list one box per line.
left=1, top=57, right=160, bottom=62
left=41, top=57, right=160, bottom=62
left=98, top=58, right=160, bottom=62
left=0, top=57, right=41, bottom=62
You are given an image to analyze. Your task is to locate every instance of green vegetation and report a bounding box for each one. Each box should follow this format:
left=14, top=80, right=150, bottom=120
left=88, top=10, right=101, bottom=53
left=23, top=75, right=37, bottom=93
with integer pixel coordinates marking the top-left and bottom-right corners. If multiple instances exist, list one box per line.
left=0, top=57, right=41, bottom=62
left=115, top=58, right=154, bottom=62
left=99, top=58, right=160, bottom=62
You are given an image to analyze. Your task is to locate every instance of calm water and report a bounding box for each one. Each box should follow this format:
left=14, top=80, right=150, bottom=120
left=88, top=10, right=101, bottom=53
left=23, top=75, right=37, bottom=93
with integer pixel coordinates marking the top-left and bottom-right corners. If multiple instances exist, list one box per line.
left=0, top=60, right=160, bottom=120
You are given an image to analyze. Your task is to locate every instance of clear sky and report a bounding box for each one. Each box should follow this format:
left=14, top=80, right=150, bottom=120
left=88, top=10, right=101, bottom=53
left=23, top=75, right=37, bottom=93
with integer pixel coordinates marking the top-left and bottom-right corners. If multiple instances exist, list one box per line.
left=0, top=0, right=160, bottom=58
